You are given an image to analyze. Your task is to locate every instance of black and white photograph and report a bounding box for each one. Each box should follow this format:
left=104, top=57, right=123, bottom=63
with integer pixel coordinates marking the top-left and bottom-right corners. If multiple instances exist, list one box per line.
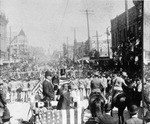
left=0, top=0, right=149, bottom=124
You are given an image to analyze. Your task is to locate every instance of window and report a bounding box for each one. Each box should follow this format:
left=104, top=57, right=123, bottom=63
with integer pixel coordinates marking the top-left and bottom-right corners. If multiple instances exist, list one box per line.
left=133, top=25, right=135, bottom=36
left=120, top=30, right=122, bottom=40
left=116, top=32, right=118, bottom=46
left=123, top=29, right=126, bottom=39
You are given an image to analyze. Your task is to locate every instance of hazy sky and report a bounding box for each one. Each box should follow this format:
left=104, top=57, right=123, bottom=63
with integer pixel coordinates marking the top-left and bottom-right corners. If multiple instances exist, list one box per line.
left=1, top=0, right=134, bottom=53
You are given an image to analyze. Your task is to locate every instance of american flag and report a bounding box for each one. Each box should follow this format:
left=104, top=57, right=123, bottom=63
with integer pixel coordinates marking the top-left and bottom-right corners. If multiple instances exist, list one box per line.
left=32, top=80, right=43, bottom=95
left=35, top=108, right=83, bottom=124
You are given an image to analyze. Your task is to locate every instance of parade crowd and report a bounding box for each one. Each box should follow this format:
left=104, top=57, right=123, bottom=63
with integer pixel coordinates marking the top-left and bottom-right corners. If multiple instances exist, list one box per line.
left=1, top=61, right=150, bottom=124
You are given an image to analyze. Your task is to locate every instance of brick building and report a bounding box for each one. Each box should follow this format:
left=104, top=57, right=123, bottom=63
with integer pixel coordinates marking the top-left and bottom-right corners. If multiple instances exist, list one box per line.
left=111, top=1, right=143, bottom=75
left=111, top=6, right=138, bottom=55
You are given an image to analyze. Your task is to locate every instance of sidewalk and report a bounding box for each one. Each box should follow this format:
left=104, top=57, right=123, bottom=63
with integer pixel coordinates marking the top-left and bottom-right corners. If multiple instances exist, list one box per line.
left=7, top=102, right=32, bottom=123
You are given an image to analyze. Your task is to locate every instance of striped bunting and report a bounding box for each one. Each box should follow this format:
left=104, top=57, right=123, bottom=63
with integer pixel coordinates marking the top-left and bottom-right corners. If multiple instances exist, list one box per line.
left=35, top=108, right=83, bottom=124
left=32, top=80, right=43, bottom=95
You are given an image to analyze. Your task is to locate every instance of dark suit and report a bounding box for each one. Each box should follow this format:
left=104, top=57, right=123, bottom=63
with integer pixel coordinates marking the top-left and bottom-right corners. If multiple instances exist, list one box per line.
left=57, top=91, right=70, bottom=110
left=42, top=79, right=54, bottom=101
left=85, top=114, right=118, bottom=124
left=0, top=89, right=7, bottom=108
left=124, top=117, right=146, bottom=124
left=100, top=114, right=118, bottom=124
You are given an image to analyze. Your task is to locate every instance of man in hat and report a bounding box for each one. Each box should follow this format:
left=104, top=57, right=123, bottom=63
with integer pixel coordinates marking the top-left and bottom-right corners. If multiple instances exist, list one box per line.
left=8, top=77, right=17, bottom=102
left=91, top=71, right=107, bottom=103
left=98, top=103, right=118, bottom=124
left=125, top=104, right=146, bottom=124
left=0, top=79, right=10, bottom=123
left=0, top=80, right=7, bottom=108
left=85, top=74, right=92, bottom=98
left=91, top=71, right=103, bottom=93
left=42, top=71, right=54, bottom=101
left=56, top=83, right=71, bottom=110
left=112, top=72, right=128, bottom=103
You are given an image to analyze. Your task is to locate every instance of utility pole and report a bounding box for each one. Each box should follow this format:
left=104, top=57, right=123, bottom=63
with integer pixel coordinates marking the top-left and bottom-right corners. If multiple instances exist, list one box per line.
left=95, top=31, right=99, bottom=52
left=73, top=28, right=77, bottom=61
left=82, top=42, right=84, bottom=70
left=67, top=37, right=69, bottom=67
left=96, top=31, right=99, bottom=52
left=93, top=31, right=102, bottom=55
left=86, top=10, right=90, bottom=40
left=9, top=26, right=11, bottom=67
left=106, top=27, right=110, bottom=58
left=81, top=9, right=93, bottom=51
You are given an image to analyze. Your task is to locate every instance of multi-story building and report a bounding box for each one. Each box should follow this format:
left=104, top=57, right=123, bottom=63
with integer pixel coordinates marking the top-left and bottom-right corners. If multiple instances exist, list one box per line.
left=0, top=12, right=8, bottom=63
left=73, top=40, right=84, bottom=62
left=10, top=29, right=28, bottom=60
left=111, top=6, right=138, bottom=55
left=111, top=1, right=143, bottom=73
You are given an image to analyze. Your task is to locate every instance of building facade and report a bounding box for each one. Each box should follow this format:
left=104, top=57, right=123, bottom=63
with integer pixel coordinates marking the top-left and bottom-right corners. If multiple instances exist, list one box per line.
left=10, top=29, right=28, bottom=60
left=73, top=41, right=84, bottom=61
left=111, top=2, right=143, bottom=74
left=111, top=6, right=138, bottom=54
left=0, top=12, right=8, bottom=62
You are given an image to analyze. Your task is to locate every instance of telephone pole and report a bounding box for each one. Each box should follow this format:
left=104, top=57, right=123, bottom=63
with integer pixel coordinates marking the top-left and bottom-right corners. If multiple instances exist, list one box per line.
left=81, top=9, right=93, bottom=51
left=93, top=31, right=103, bottom=55
left=67, top=37, right=68, bottom=59
left=106, top=27, right=110, bottom=58
left=9, top=26, right=11, bottom=67
left=66, top=37, right=69, bottom=67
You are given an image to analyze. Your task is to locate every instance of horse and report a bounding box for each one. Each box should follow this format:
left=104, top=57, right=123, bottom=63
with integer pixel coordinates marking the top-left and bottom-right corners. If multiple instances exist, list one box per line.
left=108, top=80, right=142, bottom=124
left=85, top=92, right=112, bottom=124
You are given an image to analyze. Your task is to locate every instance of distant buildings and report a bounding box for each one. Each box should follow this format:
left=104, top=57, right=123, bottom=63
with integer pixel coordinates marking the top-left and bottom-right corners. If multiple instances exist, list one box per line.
left=74, top=41, right=84, bottom=61
left=0, top=12, right=8, bottom=63
left=10, top=29, right=28, bottom=60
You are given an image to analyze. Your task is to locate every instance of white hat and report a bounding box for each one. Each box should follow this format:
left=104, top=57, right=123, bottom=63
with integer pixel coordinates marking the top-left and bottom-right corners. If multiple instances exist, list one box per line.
left=122, top=72, right=128, bottom=77
left=0, top=79, right=3, bottom=85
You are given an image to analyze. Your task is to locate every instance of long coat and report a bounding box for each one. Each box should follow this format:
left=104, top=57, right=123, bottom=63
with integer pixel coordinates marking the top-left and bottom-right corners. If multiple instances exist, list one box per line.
left=100, top=114, right=118, bottom=124
left=85, top=114, right=118, bottom=124
left=57, top=91, right=70, bottom=110
left=42, top=79, right=54, bottom=101
left=124, top=117, right=146, bottom=124
left=0, top=89, right=7, bottom=108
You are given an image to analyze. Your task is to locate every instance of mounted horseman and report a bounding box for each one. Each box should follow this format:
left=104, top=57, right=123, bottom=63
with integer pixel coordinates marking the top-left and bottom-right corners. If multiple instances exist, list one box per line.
left=90, top=71, right=107, bottom=103
left=111, top=71, right=128, bottom=105
left=110, top=71, right=129, bottom=124
left=110, top=71, right=142, bottom=124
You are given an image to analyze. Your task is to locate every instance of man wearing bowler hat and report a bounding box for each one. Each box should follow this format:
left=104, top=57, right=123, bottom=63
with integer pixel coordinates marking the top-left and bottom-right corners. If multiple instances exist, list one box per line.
left=0, top=79, right=11, bottom=123
left=42, top=71, right=54, bottom=101
left=125, top=104, right=146, bottom=124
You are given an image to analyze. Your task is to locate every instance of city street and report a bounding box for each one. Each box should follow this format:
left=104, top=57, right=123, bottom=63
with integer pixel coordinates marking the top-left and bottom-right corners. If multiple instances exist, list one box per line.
left=1, top=0, right=150, bottom=124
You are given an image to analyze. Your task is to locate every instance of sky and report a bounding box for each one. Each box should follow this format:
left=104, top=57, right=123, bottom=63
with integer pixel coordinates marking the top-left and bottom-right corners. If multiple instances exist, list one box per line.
left=1, top=0, right=134, bottom=53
